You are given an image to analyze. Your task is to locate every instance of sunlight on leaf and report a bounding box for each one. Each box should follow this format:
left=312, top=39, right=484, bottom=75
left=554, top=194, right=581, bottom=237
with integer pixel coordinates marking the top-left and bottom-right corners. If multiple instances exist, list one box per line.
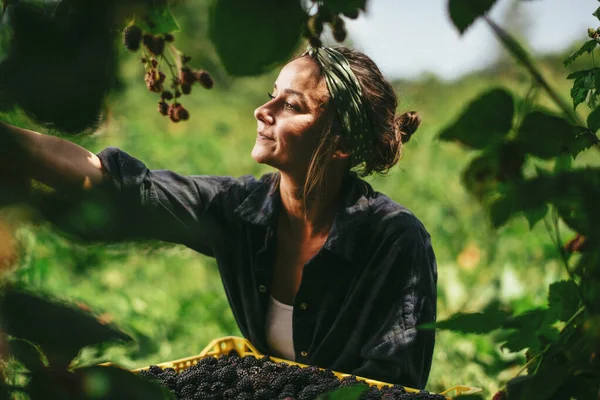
left=564, top=40, right=597, bottom=67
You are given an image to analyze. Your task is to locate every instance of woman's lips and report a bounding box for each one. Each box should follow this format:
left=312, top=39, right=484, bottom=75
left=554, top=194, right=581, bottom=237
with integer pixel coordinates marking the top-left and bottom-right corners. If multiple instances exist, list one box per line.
left=258, top=132, right=274, bottom=140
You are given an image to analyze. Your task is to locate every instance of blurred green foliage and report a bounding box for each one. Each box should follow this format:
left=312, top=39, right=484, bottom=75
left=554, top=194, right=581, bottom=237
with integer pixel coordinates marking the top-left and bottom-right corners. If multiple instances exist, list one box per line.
left=1, top=1, right=598, bottom=398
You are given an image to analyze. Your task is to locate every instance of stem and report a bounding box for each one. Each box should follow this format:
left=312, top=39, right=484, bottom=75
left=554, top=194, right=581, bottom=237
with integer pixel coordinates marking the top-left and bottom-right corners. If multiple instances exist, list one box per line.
left=516, top=305, right=585, bottom=377
left=484, top=17, right=600, bottom=151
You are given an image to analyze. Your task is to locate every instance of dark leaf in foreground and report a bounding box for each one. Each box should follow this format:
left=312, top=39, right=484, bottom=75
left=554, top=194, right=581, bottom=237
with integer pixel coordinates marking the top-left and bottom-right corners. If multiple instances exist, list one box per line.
left=448, top=0, right=498, bottom=34
left=548, top=280, right=581, bottom=323
left=419, top=305, right=509, bottom=334
left=516, top=111, right=590, bottom=159
left=208, top=0, right=305, bottom=76
left=439, top=88, right=514, bottom=149
left=0, top=287, right=133, bottom=368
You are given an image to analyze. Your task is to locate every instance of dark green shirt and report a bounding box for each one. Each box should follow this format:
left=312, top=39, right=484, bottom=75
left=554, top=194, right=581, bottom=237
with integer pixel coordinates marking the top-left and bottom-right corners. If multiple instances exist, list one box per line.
left=49, top=147, right=437, bottom=389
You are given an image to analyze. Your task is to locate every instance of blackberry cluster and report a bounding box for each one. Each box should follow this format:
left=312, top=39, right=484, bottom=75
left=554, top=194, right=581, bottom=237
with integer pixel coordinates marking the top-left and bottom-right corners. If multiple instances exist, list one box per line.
left=304, top=4, right=362, bottom=48
left=121, top=25, right=214, bottom=123
left=137, top=352, right=445, bottom=400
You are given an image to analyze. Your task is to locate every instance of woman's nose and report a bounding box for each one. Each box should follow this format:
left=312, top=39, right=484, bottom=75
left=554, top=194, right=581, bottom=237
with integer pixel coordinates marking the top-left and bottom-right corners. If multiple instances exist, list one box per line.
left=254, top=102, right=274, bottom=125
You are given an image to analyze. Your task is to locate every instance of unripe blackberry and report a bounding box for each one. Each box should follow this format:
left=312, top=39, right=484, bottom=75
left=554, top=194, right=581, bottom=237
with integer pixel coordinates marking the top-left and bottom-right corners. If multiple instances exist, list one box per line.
left=180, top=67, right=195, bottom=85
left=164, top=33, right=175, bottom=42
left=161, top=91, right=174, bottom=100
left=123, top=25, right=142, bottom=51
left=143, top=34, right=165, bottom=56
left=589, top=28, right=597, bottom=38
left=151, top=58, right=158, bottom=68
left=330, top=16, right=347, bottom=42
left=157, top=71, right=166, bottom=84
left=195, top=70, right=214, bottom=89
left=174, top=90, right=182, bottom=98
left=343, top=9, right=360, bottom=19
left=307, top=15, right=323, bottom=37
left=158, top=101, right=169, bottom=116
left=181, top=83, right=192, bottom=95
left=168, top=104, right=180, bottom=123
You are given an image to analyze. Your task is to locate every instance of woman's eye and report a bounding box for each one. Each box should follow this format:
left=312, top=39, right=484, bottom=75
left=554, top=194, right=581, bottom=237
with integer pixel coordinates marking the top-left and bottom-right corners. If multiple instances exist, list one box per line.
left=284, top=102, right=295, bottom=110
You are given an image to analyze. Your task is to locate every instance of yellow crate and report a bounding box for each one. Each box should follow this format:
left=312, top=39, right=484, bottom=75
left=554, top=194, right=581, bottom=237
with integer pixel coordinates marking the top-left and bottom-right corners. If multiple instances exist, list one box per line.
left=135, top=336, right=482, bottom=399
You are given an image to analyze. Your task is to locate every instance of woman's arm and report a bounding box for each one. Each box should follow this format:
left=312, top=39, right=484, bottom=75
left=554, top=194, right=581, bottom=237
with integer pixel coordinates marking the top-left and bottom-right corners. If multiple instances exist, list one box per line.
left=0, top=120, right=106, bottom=193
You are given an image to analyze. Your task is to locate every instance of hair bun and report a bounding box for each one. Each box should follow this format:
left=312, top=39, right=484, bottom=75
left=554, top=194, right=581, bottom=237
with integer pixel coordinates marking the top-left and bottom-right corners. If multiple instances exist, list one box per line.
left=396, top=111, right=421, bottom=143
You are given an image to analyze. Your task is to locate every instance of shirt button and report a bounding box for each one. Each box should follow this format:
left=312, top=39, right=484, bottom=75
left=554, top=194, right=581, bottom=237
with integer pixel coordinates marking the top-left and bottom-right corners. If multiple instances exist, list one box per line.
left=258, top=285, right=267, bottom=293
left=300, top=302, right=308, bottom=310
left=300, top=351, right=308, bottom=357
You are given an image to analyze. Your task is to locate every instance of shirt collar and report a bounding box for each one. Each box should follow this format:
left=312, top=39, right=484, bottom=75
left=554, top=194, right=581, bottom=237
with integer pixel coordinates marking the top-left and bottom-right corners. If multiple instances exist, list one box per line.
left=234, top=172, right=372, bottom=261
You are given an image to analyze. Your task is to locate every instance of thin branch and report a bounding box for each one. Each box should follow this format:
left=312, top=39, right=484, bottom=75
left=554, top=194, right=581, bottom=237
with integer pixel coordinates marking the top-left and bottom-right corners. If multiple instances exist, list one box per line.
left=484, top=17, right=600, bottom=151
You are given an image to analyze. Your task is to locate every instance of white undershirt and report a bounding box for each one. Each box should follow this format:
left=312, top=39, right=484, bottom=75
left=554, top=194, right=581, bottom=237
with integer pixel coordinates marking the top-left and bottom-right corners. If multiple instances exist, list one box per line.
left=265, top=296, right=295, bottom=361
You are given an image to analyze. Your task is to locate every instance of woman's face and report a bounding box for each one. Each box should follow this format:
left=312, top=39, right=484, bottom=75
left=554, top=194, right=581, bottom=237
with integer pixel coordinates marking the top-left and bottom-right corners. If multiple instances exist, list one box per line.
left=252, top=57, right=330, bottom=177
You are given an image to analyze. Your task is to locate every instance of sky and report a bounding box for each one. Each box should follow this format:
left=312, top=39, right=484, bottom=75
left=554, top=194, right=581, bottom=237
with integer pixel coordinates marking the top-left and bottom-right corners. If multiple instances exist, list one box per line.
left=340, top=0, right=597, bottom=80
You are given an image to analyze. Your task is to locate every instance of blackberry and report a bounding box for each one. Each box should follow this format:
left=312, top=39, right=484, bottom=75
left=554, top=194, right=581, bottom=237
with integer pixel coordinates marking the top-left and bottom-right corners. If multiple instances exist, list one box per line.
left=307, top=15, right=323, bottom=37
left=181, top=83, right=192, bottom=95
left=195, top=70, right=214, bottom=89
left=330, top=16, right=347, bottom=42
left=161, top=91, right=174, bottom=100
left=158, top=101, right=169, bottom=116
left=180, top=67, right=195, bottom=85
left=164, top=33, right=175, bottom=42
left=123, top=25, right=142, bottom=51
left=143, top=34, right=165, bottom=56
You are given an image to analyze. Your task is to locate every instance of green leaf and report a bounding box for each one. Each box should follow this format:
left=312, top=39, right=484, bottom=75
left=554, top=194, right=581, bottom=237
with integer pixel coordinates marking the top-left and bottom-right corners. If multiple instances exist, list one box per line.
left=438, top=88, right=514, bottom=149
left=321, top=0, right=366, bottom=14
left=209, top=0, right=305, bottom=76
left=548, top=280, right=580, bottom=322
left=8, top=338, right=46, bottom=371
left=316, top=385, right=369, bottom=400
left=454, top=396, right=485, bottom=400
left=564, top=40, right=597, bottom=66
left=419, top=308, right=509, bottom=334
left=567, top=68, right=600, bottom=109
left=137, top=4, right=180, bottom=35
left=77, top=366, right=176, bottom=400
left=490, top=169, right=600, bottom=236
left=0, top=287, right=133, bottom=368
left=448, top=0, right=498, bottom=35
left=516, top=111, right=587, bottom=159
left=524, top=204, right=547, bottom=230
left=500, top=308, right=559, bottom=353
left=594, top=6, right=600, bottom=22
left=587, top=106, right=600, bottom=132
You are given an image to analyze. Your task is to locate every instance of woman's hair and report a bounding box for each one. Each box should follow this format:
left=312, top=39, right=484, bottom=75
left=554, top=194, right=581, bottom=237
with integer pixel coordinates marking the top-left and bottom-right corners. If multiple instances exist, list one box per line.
left=300, top=46, right=421, bottom=210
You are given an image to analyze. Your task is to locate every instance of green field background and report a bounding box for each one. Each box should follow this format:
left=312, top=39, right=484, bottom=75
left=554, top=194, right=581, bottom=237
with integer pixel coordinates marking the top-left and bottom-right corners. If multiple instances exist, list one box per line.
left=0, top=2, right=595, bottom=397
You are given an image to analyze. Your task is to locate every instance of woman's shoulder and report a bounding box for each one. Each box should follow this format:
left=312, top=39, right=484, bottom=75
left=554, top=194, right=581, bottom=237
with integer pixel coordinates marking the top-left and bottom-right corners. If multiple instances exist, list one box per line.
left=349, top=176, right=428, bottom=239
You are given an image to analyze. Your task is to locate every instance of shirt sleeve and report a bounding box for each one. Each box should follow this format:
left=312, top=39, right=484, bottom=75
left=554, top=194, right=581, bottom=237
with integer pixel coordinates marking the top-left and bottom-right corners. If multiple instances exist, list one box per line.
left=41, top=147, right=252, bottom=256
left=351, top=217, right=437, bottom=390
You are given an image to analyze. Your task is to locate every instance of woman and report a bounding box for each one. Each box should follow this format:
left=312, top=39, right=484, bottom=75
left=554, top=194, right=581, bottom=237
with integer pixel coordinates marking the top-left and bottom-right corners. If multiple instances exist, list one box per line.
left=0, top=46, right=437, bottom=389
